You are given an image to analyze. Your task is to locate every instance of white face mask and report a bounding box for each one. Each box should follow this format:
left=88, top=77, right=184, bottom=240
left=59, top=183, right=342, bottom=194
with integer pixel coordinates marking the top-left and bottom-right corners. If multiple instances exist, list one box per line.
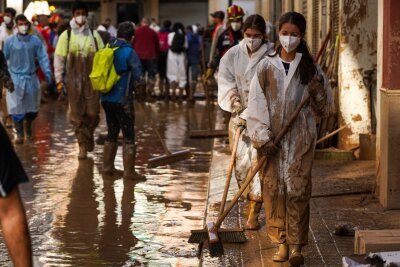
left=231, top=22, right=242, bottom=32
left=245, top=37, right=262, bottom=51
left=3, top=16, right=12, bottom=25
left=75, top=15, right=86, bottom=25
left=279, top=35, right=301, bottom=53
left=18, top=25, right=29, bottom=35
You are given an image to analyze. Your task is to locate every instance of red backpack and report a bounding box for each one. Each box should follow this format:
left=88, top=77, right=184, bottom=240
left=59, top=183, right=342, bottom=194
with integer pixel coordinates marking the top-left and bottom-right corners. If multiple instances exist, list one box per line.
left=158, top=31, right=169, bottom=52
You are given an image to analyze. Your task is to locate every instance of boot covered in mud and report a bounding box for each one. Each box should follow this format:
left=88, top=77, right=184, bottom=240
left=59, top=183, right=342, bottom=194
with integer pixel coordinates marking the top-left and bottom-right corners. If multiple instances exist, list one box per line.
left=147, top=80, right=156, bottom=100
left=288, top=244, right=304, bottom=266
left=245, top=201, right=262, bottom=230
left=170, top=81, right=178, bottom=101
left=14, top=120, right=24, bottom=144
left=272, top=243, right=289, bottom=262
left=188, top=82, right=196, bottom=103
left=78, top=143, right=87, bottom=160
left=178, top=87, right=184, bottom=102
left=23, top=119, right=33, bottom=142
left=122, top=143, right=146, bottom=181
left=102, top=141, right=123, bottom=176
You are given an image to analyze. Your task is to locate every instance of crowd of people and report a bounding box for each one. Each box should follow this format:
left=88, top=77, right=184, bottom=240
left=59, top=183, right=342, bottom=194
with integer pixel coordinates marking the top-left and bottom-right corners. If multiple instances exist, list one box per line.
left=0, top=0, right=332, bottom=266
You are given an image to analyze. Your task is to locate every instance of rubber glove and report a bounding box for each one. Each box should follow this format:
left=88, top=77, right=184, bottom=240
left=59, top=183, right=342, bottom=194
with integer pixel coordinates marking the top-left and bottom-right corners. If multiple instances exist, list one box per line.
left=261, top=140, right=279, bottom=156
left=56, top=82, right=64, bottom=93
left=202, top=68, right=214, bottom=83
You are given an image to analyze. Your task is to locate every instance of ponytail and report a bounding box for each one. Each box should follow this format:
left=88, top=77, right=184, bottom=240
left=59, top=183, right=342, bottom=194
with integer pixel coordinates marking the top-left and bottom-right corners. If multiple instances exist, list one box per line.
left=297, top=40, right=316, bottom=85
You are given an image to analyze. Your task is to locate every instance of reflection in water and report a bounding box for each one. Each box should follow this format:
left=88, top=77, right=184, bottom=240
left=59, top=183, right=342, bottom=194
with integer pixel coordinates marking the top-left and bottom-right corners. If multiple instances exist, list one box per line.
left=0, top=101, right=214, bottom=266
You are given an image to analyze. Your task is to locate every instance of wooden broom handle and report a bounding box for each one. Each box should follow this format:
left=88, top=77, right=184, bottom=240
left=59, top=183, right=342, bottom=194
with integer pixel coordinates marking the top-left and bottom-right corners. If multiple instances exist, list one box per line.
left=215, top=95, right=311, bottom=229
left=219, top=126, right=243, bottom=216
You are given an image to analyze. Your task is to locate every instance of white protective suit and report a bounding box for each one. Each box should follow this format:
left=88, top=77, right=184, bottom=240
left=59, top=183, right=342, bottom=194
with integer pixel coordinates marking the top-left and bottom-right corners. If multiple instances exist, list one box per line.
left=218, top=40, right=274, bottom=201
left=167, top=32, right=188, bottom=88
left=246, top=53, right=332, bottom=245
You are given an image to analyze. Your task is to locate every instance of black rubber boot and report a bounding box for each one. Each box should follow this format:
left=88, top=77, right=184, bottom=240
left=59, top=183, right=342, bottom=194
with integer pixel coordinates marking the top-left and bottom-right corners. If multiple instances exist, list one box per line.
left=14, top=120, right=24, bottom=144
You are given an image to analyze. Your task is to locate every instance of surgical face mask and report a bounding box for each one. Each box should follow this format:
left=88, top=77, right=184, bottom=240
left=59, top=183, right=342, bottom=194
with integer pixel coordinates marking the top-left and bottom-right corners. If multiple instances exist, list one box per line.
left=231, top=22, right=242, bottom=32
left=75, top=15, right=86, bottom=25
left=3, top=16, right=12, bottom=24
left=245, top=37, right=262, bottom=51
left=18, top=25, right=29, bottom=35
left=279, top=35, right=301, bottom=53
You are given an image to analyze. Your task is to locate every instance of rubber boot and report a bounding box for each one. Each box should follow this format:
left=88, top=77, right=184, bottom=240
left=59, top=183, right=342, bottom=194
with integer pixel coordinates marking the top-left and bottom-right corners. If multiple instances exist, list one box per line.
left=78, top=143, right=87, bottom=160
left=245, top=201, right=262, bottom=230
left=188, top=82, right=196, bottom=103
left=123, top=144, right=146, bottom=181
left=158, top=79, right=164, bottom=100
left=170, top=81, right=177, bottom=101
left=24, top=119, right=33, bottom=142
left=288, top=245, right=304, bottom=266
left=147, top=80, right=156, bottom=102
left=14, top=120, right=24, bottom=144
left=178, top=87, right=184, bottom=103
left=102, top=141, right=123, bottom=176
left=272, top=243, right=289, bottom=262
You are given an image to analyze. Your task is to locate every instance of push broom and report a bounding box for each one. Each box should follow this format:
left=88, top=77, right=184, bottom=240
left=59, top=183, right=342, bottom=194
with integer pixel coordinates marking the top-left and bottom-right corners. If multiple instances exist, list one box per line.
left=139, top=103, right=193, bottom=168
left=189, top=91, right=313, bottom=257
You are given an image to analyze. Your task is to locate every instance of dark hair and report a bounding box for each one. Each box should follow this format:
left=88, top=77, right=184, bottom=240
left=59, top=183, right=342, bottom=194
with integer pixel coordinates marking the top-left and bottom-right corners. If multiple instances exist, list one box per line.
left=172, top=22, right=185, bottom=34
left=243, top=14, right=266, bottom=39
left=15, top=14, right=29, bottom=23
left=163, top=20, right=171, bottom=28
left=117, top=21, right=135, bottom=40
left=5, top=7, right=16, bottom=17
left=274, top=12, right=316, bottom=85
left=72, top=0, right=89, bottom=14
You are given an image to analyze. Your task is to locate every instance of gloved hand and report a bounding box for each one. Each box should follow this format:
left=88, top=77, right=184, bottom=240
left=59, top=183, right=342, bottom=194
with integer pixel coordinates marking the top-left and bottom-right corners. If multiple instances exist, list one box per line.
left=232, top=115, right=246, bottom=129
left=261, top=140, right=279, bottom=156
left=308, top=74, right=325, bottom=100
left=56, top=82, right=64, bottom=93
left=4, top=78, right=14, bottom=93
left=202, top=68, right=214, bottom=83
left=231, top=100, right=243, bottom=114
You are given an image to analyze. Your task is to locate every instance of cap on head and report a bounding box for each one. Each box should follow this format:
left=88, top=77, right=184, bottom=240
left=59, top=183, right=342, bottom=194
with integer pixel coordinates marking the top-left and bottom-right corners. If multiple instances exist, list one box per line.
left=210, top=11, right=225, bottom=20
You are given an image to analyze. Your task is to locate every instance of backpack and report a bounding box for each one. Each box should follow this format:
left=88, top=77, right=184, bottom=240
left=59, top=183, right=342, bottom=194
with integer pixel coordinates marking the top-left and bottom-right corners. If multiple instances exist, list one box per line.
left=158, top=31, right=169, bottom=52
left=89, top=44, right=120, bottom=93
left=170, top=32, right=185, bottom=53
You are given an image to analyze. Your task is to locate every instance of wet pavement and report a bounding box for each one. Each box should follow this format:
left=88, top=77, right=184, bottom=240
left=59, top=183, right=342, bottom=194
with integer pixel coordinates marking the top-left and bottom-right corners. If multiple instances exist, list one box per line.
left=1, top=100, right=216, bottom=266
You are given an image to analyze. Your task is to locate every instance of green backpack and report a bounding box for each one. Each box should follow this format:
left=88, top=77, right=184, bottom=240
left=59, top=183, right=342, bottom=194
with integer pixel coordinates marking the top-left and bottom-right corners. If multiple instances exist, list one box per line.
left=89, top=44, right=120, bottom=93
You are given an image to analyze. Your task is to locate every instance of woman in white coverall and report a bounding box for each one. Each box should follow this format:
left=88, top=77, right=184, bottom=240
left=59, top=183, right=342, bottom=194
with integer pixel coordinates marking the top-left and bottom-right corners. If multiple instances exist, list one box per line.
left=218, top=14, right=274, bottom=230
left=246, top=12, right=332, bottom=266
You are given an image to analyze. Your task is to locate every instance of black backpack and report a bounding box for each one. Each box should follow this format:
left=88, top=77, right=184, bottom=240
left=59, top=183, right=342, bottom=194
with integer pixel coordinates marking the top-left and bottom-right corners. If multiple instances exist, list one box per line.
left=170, top=32, right=185, bottom=53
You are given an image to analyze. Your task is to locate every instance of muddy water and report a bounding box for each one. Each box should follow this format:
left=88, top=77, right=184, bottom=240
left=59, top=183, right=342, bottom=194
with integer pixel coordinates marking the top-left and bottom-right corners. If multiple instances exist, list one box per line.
left=1, top=100, right=215, bottom=266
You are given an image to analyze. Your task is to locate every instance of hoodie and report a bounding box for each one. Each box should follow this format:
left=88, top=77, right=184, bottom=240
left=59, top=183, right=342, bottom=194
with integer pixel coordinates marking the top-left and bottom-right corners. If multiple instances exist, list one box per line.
left=100, top=38, right=142, bottom=103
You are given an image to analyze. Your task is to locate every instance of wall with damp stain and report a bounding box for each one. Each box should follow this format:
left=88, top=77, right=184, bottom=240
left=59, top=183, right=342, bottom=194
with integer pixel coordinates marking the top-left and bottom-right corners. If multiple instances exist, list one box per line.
left=338, top=0, right=377, bottom=150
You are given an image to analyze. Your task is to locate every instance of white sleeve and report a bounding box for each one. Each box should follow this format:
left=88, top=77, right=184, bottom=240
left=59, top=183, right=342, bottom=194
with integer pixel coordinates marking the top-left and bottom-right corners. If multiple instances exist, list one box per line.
left=217, top=49, right=239, bottom=113
left=54, top=55, right=65, bottom=84
left=168, top=32, right=175, bottom=46
left=246, top=65, right=274, bottom=148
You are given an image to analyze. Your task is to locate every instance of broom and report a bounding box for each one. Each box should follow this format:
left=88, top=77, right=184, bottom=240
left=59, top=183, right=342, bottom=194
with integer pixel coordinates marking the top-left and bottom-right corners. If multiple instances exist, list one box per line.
left=189, top=91, right=313, bottom=257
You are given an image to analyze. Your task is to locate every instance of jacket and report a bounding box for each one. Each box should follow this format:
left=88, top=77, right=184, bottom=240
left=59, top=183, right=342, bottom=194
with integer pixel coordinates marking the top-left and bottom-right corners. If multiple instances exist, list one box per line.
left=101, top=38, right=142, bottom=103
left=132, top=25, right=159, bottom=60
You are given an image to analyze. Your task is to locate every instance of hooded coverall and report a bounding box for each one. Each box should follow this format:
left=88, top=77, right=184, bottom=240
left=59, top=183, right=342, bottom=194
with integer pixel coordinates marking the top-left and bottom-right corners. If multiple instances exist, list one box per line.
left=247, top=53, right=332, bottom=245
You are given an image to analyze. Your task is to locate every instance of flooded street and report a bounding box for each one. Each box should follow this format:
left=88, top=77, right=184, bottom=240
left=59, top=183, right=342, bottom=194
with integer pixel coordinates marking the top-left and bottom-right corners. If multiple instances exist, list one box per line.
left=1, top=100, right=215, bottom=266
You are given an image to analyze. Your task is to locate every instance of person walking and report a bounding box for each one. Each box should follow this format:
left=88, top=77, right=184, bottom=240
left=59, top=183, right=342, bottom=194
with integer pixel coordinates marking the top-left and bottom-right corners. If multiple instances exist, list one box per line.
left=132, top=17, right=159, bottom=101
left=0, top=50, right=14, bottom=125
left=54, top=0, right=104, bottom=160
left=157, top=20, right=171, bottom=100
left=100, top=22, right=145, bottom=181
left=218, top=14, right=274, bottom=230
left=4, top=14, right=52, bottom=144
left=0, top=7, right=18, bottom=128
left=186, top=25, right=201, bottom=102
left=0, top=123, right=33, bottom=267
left=167, top=22, right=187, bottom=102
left=246, top=12, right=332, bottom=266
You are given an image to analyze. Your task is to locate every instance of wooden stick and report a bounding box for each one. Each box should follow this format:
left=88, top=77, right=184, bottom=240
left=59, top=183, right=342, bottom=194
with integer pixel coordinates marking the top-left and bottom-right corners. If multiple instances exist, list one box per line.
left=316, top=124, right=348, bottom=145
left=214, top=95, right=311, bottom=229
left=316, top=28, right=332, bottom=63
left=219, top=127, right=242, bottom=216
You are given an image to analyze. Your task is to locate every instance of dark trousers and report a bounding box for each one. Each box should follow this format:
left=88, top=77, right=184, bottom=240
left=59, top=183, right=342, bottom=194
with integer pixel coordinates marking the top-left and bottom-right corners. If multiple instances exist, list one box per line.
left=102, top=102, right=135, bottom=144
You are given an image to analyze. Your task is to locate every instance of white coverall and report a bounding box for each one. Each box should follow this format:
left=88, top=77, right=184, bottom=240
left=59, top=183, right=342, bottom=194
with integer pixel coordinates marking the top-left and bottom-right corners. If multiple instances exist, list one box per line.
left=218, top=40, right=274, bottom=201
left=246, top=53, right=332, bottom=245
left=167, top=32, right=188, bottom=88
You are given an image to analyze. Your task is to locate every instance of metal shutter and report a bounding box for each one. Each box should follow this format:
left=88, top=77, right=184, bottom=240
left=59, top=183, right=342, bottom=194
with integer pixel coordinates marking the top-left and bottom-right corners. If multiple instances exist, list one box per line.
left=312, top=0, right=320, bottom=56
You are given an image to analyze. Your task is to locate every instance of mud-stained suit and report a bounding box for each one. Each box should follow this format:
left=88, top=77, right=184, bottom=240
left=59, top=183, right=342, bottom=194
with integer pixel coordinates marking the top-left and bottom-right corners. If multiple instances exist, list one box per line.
left=246, top=53, right=332, bottom=245
left=54, top=19, right=104, bottom=152
left=218, top=40, right=274, bottom=202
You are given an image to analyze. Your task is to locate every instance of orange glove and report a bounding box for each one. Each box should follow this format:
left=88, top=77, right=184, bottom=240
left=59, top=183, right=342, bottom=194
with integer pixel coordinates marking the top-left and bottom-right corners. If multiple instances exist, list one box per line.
left=56, top=82, right=64, bottom=93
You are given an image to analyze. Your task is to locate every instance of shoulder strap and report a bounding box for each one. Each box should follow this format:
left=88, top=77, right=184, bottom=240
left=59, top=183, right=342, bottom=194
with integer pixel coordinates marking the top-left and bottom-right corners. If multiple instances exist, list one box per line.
left=67, top=28, right=71, bottom=55
left=90, top=28, right=99, bottom=51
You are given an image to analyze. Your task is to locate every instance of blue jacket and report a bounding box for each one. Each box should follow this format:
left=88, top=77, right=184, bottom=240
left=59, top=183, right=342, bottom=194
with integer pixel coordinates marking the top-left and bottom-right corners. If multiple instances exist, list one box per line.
left=100, top=38, right=142, bottom=103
